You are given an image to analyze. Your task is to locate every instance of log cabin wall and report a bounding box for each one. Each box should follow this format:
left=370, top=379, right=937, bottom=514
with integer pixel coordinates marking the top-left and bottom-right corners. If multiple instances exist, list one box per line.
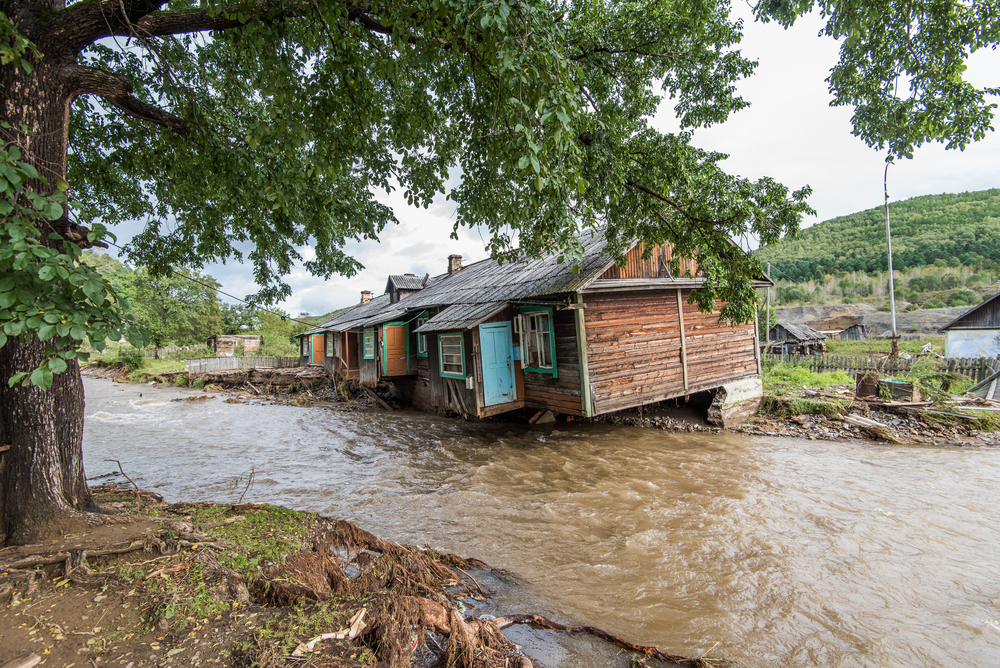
left=359, top=332, right=379, bottom=387
left=599, top=242, right=698, bottom=280
left=584, top=289, right=756, bottom=415
left=425, top=332, right=478, bottom=416
left=523, top=308, right=582, bottom=416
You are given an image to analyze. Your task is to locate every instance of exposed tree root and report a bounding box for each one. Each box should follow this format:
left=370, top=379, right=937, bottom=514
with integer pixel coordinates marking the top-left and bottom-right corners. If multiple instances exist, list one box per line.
left=493, top=614, right=709, bottom=665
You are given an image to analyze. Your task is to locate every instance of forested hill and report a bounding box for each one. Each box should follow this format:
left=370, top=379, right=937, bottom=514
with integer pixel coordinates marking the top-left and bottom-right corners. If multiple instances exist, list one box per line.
left=756, top=189, right=1000, bottom=281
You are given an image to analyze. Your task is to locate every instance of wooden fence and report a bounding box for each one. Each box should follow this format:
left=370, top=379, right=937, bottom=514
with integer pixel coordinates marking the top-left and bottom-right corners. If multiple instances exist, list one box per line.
left=764, top=353, right=1000, bottom=383
left=186, top=356, right=301, bottom=374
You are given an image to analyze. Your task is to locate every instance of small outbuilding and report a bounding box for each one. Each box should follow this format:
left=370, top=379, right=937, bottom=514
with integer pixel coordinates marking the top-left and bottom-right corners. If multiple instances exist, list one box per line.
left=766, top=323, right=827, bottom=355
left=206, top=334, right=262, bottom=355
left=940, top=292, right=1000, bottom=358
left=840, top=323, right=867, bottom=340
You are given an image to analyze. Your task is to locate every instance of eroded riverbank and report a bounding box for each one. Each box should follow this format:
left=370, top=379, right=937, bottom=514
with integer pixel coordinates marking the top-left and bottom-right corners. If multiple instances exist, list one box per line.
left=79, top=378, right=1000, bottom=667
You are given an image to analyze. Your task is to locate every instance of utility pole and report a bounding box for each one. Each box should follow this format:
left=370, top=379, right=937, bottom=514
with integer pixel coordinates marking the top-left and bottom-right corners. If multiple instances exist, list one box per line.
left=884, top=161, right=900, bottom=358
left=766, top=262, right=771, bottom=344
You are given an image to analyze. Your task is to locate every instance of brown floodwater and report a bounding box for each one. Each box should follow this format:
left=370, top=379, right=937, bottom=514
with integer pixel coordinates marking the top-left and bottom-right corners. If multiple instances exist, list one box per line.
left=82, top=378, right=1000, bottom=667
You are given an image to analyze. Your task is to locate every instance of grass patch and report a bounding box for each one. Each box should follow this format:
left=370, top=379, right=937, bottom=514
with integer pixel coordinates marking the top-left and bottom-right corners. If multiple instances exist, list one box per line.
left=762, top=361, right=854, bottom=391
left=195, top=505, right=314, bottom=581
left=758, top=395, right=848, bottom=418
left=825, top=336, right=945, bottom=356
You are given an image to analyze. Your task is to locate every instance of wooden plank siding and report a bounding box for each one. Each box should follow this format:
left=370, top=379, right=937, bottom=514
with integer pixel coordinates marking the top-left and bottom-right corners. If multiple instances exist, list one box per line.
left=523, top=308, right=582, bottom=416
left=426, top=332, right=478, bottom=416
left=599, top=242, right=698, bottom=280
left=584, top=290, right=756, bottom=414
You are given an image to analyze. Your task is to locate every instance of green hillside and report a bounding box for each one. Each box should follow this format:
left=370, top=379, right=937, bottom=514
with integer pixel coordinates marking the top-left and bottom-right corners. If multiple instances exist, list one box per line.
left=756, top=188, right=1000, bottom=281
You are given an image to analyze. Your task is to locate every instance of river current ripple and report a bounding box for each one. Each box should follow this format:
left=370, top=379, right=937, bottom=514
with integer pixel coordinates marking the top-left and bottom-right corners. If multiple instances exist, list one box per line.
left=82, top=378, right=1000, bottom=667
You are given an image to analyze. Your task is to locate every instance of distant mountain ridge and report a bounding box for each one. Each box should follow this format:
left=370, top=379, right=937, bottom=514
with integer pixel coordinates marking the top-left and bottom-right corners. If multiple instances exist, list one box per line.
left=756, top=189, right=1000, bottom=281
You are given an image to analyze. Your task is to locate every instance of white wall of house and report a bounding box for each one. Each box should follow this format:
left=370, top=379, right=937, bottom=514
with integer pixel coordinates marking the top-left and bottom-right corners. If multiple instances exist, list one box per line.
left=945, top=329, right=1000, bottom=357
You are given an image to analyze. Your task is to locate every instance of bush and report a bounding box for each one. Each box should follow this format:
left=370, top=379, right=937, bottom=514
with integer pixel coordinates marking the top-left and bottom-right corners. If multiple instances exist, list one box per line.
left=192, top=378, right=206, bottom=388
left=923, top=298, right=947, bottom=309
left=946, top=290, right=978, bottom=307
left=117, top=347, right=145, bottom=370
left=175, top=373, right=189, bottom=387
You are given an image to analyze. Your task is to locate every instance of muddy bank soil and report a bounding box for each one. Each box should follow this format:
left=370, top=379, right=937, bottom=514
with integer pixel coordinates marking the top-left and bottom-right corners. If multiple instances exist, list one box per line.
left=0, top=488, right=706, bottom=668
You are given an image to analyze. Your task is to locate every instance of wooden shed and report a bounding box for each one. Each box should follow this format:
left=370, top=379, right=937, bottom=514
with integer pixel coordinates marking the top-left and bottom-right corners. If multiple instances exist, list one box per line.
left=310, top=233, right=769, bottom=426
left=840, top=323, right=867, bottom=340
left=940, top=292, right=1000, bottom=358
left=766, top=323, right=827, bottom=355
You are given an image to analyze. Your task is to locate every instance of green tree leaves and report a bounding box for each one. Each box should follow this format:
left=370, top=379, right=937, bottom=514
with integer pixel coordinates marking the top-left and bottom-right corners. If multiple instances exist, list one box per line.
left=0, top=136, right=147, bottom=390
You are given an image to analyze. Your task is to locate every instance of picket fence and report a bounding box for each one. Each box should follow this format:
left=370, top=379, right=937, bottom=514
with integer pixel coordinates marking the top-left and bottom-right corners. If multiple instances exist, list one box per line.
left=764, top=353, right=1000, bottom=383
left=186, top=356, right=301, bottom=374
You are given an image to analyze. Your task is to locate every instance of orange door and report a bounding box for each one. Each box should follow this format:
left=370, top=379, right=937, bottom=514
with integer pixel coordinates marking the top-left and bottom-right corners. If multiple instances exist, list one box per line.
left=383, top=325, right=408, bottom=376
left=311, top=334, right=324, bottom=364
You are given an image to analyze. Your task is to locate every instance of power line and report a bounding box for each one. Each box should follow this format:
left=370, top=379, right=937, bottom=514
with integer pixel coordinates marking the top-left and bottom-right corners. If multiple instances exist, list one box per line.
left=98, top=238, right=319, bottom=328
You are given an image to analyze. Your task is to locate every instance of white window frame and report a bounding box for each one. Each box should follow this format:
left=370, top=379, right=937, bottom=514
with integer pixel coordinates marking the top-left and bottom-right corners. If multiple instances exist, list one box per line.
left=438, top=332, right=465, bottom=379
left=516, top=307, right=557, bottom=377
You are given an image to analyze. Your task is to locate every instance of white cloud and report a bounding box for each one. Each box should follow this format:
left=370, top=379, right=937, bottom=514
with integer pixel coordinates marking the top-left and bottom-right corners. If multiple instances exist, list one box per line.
left=105, top=9, right=1000, bottom=315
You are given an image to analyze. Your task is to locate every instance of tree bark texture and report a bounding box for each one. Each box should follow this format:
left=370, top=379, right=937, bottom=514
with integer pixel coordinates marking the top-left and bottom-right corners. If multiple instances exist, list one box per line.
left=1, top=0, right=95, bottom=546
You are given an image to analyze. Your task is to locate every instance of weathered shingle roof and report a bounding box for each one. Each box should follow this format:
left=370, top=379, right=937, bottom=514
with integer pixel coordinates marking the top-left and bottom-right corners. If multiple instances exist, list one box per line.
left=309, top=294, right=392, bottom=333
left=388, top=232, right=612, bottom=313
left=414, top=302, right=509, bottom=333
left=772, top=323, right=826, bottom=341
left=386, top=274, right=433, bottom=292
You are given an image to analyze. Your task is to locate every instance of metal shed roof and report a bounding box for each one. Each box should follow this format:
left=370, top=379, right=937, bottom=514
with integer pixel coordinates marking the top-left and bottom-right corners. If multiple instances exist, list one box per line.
left=413, top=302, right=509, bottom=333
left=771, top=322, right=827, bottom=341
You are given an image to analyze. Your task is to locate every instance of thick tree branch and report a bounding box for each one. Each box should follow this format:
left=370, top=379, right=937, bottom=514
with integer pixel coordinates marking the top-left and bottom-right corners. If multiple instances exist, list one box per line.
left=60, top=64, right=190, bottom=135
left=41, top=0, right=169, bottom=55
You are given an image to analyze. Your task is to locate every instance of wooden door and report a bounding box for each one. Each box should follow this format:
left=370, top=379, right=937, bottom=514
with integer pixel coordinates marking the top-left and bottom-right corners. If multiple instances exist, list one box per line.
left=479, top=322, right=515, bottom=406
left=383, top=324, right=408, bottom=376
left=311, top=334, right=324, bottom=364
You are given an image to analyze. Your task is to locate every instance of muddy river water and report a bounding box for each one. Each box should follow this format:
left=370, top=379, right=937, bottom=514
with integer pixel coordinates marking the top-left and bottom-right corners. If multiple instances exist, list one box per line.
left=81, top=378, right=1000, bottom=667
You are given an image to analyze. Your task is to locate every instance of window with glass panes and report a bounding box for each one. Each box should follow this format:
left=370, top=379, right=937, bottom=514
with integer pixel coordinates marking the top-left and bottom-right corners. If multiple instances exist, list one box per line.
left=438, top=333, right=465, bottom=378
left=519, top=306, right=557, bottom=376
left=416, top=315, right=428, bottom=356
left=363, top=328, right=375, bottom=359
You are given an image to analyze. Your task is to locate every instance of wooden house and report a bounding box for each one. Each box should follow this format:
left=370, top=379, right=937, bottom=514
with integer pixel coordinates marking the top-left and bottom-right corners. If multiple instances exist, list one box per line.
left=306, top=233, right=769, bottom=426
left=765, top=323, right=827, bottom=354
left=940, top=293, right=1000, bottom=358
left=206, top=334, right=262, bottom=355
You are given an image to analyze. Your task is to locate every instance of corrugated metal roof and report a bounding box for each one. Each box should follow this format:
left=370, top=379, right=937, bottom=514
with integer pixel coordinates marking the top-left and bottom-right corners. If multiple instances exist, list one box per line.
left=414, top=302, right=509, bottom=333
left=395, top=231, right=612, bottom=311
left=314, top=294, right=393, bottom=333
left=362, top=303, right=409, bottom=327
left=772, top=322, right=827, bottom=341
left=386, top=274, right=433, bottom=292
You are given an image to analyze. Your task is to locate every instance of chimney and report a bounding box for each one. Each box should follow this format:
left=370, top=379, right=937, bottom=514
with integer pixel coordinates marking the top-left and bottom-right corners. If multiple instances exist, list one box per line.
left=360, top=290, right=372, bottom=303
left=448, top=254, right=463, bottom=275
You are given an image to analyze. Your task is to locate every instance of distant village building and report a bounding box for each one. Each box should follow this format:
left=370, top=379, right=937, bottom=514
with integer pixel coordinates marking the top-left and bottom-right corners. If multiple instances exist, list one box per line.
left=206, top=334, right=262, bottom=356
left=766, top=323, right=827, bottom=355
left=840, top=323, right=868, bottom=340
left=940, top=292, right=1000, bottom=358
left=296, top=233, right=772, bottom=427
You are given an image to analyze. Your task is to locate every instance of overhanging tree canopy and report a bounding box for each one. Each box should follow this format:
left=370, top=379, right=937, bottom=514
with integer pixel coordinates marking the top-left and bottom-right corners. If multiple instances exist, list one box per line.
left=0, top=0, right=997, bottom=545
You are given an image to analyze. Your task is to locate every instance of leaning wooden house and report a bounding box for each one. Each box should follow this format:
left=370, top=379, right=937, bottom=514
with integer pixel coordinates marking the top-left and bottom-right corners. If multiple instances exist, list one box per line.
left=309, top=233, right=769, bottom=426
left=765, top=323, right=827, bottom=355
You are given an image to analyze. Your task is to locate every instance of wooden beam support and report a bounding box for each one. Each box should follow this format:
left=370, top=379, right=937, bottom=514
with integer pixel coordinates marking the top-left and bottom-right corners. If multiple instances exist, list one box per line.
left=676, top=289, right=689, bottom=394
left=574, top=293, right=594, bottom=417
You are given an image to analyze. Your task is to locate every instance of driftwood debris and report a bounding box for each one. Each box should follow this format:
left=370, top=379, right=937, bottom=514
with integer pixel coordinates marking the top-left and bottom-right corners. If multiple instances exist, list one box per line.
left=362, top=386, right=393, bottom=411
left=0, top=654, right=41, bottom=668
left=492, top=614, right=706, bottom=665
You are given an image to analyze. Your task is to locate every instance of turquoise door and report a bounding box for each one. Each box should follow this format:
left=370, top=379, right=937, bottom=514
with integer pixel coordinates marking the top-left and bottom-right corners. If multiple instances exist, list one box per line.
left=479, top=323, right=515, bottom=406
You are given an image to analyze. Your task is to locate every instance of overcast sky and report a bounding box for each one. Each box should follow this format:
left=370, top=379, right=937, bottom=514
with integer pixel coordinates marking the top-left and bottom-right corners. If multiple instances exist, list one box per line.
left=101, top=7, right=1000, bottom=317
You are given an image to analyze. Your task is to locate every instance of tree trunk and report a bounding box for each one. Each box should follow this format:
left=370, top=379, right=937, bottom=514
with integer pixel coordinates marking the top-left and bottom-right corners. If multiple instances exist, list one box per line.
left=0, top=12, right=97, bottom=546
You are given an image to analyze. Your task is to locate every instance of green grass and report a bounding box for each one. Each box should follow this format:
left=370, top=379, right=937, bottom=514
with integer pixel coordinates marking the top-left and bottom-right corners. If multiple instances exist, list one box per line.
left=825, top=336, right=945, bottom=356
left=762, top=362, right=854, bottom=391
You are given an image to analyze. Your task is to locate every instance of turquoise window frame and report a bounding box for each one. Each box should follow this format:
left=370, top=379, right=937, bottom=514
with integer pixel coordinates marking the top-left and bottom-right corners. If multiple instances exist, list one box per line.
left=518, top=305, right=557, bottom=378
left=414, top=311, right=429, bottom=358
left=381, top=322, right=410, bottom=375
left=438, top=332, right=466, bottom=379
left=363, top=328, right=375, bottom=359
